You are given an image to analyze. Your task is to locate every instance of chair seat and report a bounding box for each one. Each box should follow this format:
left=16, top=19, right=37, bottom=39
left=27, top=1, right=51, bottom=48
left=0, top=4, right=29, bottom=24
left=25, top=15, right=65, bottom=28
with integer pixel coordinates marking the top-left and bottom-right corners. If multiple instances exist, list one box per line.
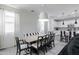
left=20, top=44, right=27, bottom=49
left=32, top=43, right=37, bottom=48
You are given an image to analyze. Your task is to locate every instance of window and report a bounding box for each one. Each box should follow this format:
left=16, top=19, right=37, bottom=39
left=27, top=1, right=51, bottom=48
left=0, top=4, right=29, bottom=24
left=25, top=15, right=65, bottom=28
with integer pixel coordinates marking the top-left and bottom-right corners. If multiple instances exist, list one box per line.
left=4, top=10, right=15, bottom=33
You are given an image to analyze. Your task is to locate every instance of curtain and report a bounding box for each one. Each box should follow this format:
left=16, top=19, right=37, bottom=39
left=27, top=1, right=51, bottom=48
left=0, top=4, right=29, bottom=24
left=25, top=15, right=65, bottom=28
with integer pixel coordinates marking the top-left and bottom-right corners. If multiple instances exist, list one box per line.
left=14, top=13, right=20, bottom=45
left=0, top=8, right=20, bottom=49
left=0, top=9, right=4, bottom=48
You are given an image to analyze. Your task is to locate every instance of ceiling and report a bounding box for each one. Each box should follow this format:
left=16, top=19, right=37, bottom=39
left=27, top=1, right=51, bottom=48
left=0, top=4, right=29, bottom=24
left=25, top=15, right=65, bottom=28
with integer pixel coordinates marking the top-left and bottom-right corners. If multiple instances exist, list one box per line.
left=5, top=4, right=79, bottom=19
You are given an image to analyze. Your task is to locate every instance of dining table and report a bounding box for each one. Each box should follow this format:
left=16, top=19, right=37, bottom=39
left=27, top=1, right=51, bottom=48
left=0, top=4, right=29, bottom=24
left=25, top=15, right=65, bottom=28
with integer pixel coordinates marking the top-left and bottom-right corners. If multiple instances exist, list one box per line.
left=23, top=33, right=47, bottom=44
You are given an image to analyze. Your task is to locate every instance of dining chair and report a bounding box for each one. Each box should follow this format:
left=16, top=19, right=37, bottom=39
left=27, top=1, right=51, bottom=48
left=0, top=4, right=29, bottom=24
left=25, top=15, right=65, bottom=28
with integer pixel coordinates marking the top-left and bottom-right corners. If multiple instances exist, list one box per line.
left=60, top=31, right=65, bottom=42
left=47, top=33, right=55, bottom=48
left=32, top=33, right=34, bottom=35
left=35, top=32, right=37, bottom=35
left=69, top=31, right=72, bottom=40
left=26, top=33, right=28, bottom=36
left=37, top=32, right=39, bottom=35
left=44, top=34, right=51, bottom=52
left=52, top=33, right=55, bottom=47
left=73, top=31, right=76, bottom=37
left=31, top=36, right=44, bottom=55
left=41, top=35, right=47, bottom=54
left=30, top=33, right=32, bottom=36
left=15, top=37, right=29, bottom=55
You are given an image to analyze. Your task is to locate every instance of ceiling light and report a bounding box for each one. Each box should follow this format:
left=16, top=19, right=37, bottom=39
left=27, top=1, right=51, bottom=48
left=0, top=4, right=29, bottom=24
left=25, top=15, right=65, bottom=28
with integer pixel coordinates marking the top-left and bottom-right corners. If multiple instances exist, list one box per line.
left=62, top=21, right=65, bottom=25
left=38, top=12, right=49, bottom=21
left=74, top=10, right=78, bottom=24
left=75, top=19, right=77, bottom=24
left=38, top=5, right=49, bottom=22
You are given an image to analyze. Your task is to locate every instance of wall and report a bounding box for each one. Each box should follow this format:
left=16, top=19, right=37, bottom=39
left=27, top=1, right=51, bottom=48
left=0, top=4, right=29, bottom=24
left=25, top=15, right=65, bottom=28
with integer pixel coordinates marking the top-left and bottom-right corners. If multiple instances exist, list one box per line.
left=19, top=10, right=39, bottom=34
left=48, top=19, right=57, bottom=31
left=48, top=19, right=61, bottom=35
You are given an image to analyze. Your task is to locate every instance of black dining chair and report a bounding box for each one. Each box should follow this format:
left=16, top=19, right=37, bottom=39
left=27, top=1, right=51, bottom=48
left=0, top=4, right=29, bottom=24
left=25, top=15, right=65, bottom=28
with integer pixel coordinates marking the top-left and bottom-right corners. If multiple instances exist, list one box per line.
left=26, top=33, right=28, bottom=36
left=37, top=32, right=39, bottom=35
left=30, top=33, right=32, bottom=36
left=31, top=36, right=44, bottom=55
left=41, top=34, right=50, bottom=53
left=73, top=31, right=76, bottom=37
left=60, top=31, right=65, bottom=42
left=41, top=35, right=48, bottom=54
left=15, top=37, right=29, bottom=55
left=52, top=33, right=55, bottom=47
left=69, top=31, right=72, bottom=40
left=35, top=32, right=37, bottom=35
left=32, top=33, right=34, bottom=35
left=47, top=33, right=55, bottom=48
left=60, top=31, right=63, bottom=41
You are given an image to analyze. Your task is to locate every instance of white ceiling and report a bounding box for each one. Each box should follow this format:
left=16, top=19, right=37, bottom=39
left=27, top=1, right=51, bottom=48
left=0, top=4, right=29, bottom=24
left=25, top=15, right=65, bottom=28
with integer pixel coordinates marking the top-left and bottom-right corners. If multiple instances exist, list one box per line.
left=5, top=4, right=79, bottom=18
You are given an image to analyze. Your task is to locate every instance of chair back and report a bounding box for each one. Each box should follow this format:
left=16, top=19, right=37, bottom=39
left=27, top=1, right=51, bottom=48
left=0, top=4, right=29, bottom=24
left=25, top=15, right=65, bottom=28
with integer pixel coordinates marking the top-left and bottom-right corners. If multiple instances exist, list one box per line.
left=15, top=37, right=21, bottom=50
left=69, top=31, right=72, bottom=40
left=49, top=33, right=54, bottom=42
left=37, top=36, right=43, bottom=48
left=60, top=31, right=63, bottom=37
left=26, top=33, right=28, bottom=36
left=30, top=33, right=32, bottom=36
left=64, top=31, right=66, bottom=37
left=42, top=35, right=46, bottom=46
left=32, top=33, right=34, bottom=35
left=37, top=32, right=39, bottom=35
left=35, top=32, right=37, bottom=35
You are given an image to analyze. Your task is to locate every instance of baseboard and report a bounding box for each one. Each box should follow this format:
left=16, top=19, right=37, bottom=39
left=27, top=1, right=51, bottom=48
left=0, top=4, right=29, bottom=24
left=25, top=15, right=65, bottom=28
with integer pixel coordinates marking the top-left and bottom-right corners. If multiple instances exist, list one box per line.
left=0, top=45, right=16, bottom=50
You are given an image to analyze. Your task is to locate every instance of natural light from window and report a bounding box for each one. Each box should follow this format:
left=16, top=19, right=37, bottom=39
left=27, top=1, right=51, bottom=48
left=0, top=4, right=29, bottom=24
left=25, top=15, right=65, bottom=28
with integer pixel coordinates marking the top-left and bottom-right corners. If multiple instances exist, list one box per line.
left=4, top=10, right=15, bottom=33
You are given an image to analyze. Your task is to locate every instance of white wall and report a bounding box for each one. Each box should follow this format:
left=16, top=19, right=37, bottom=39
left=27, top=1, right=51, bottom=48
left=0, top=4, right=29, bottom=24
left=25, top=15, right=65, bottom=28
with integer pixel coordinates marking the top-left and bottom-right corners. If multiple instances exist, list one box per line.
left=19, top=10, right=39, bottom=34
left=48, top=19, right=56, bottom=31
left=48, top=19, right=61, bottom=35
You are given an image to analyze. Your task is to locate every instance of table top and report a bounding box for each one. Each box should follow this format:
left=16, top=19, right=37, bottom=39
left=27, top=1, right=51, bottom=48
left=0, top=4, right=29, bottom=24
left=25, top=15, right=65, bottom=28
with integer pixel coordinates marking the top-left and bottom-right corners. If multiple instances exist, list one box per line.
left=23, top=34, right=46, bottom=43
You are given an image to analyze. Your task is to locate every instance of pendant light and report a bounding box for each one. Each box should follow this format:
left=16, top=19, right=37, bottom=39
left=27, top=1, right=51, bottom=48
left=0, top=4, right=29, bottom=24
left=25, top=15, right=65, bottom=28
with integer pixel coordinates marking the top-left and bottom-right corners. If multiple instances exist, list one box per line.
left=62, top=12, right=65, bottom=25
left=38, top=5, right=49, bottom=22
left=75, top=19, right=77, bottom=24
left=74, top=10, right=78, bottom=24
left=39, top=12, right=48, bottom=21
left=62, top=21, right=64, bottom=25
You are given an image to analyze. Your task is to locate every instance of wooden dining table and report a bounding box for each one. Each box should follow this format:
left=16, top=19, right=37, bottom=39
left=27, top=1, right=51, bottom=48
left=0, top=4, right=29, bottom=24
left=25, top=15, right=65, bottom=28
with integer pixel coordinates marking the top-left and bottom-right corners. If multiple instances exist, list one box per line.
left=23, top=34, right=47, bottom=54
left=23, top=34, right=46, bottom=44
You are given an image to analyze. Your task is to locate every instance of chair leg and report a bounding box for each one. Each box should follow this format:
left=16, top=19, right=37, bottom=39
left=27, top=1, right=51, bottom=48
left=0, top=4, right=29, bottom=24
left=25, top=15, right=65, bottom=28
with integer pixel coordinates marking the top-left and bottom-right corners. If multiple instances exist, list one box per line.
left=43, top=45, right=47, bottom=53
left=43, top=47, right=46, bottom=55
left=16, top=51, right=18, bottom=55
left=19, top=50, right=21, bottom=55
left=16, top=48, right=18, bottom=55
left=41, top=47, right=45, bottom=55
left=30, top=47, right=32, bottom=55
left=45, top=46, right=48, bottom=53
left=53, top=41, right=55, bottom=47
left=37, top=50, right=39, bottom=55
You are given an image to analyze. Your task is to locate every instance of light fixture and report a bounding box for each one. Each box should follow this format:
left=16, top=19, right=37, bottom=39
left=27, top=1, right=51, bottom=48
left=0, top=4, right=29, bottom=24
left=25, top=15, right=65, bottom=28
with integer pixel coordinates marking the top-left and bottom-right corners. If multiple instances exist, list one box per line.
left=62, top=21, right=64, bottom=25
left=74, top=10, right=78, bottom=24
left=75, top=19, right=77, bottom=24
left=38, top=4, right=49, bottom=22
left=38, top=12, right=49, bottom=21
left=62, top=12, right=65, bottom=25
